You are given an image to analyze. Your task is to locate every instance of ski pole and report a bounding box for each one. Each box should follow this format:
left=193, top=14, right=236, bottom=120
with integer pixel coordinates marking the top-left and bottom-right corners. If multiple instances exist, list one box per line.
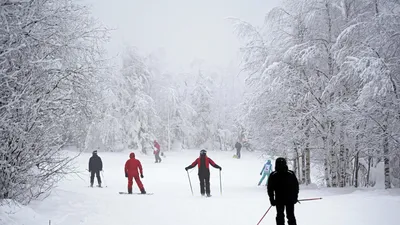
left=186, top=170, right=193, bottom=196
left=101, top=171, right=108, bottom=187
left=219, top=170, right=222, bottom=195
left=298, top=197, right=322, bottom=202
left=256, top=205, right=272, bottom=225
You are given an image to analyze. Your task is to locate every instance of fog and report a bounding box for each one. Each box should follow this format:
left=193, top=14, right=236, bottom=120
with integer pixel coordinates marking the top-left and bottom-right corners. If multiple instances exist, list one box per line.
left=84, top=0, right=281, bottom=70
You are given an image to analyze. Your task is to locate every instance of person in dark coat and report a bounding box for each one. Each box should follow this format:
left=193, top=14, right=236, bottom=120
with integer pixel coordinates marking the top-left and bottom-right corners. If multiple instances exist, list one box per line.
left=88, top=150, right=103, bottom=187
left=235, top=142, right=242, bottom=159
left=185, top=150, right=221, bottom=197
left=267, top=157, right=299, bottom=225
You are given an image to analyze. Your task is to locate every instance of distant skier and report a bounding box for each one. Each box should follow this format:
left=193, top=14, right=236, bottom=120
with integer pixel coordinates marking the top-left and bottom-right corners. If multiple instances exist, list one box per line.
left=88, top=150, right=103, bottom=187
left=258, top=159, right=272, bottom=186
left=235, top=141, right=242, bottom=159
left=185, top=150, right=221, bottom=197
left=153, top=140, right=162, bottom=163
left=124, top=152, right=146, bottom=194
left=267, top=157, right=299, bottom=225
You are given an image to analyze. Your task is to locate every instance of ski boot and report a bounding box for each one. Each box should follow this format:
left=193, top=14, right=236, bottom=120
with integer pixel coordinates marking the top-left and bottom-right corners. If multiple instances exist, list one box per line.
left=206, top=193, right=212, bottom=197
left=128, top=188, right=132, bottom=194
left=97, top=183, right=102, bottom=188
left=140, top=188, right=146, bottom=194
left=90, top=183, right=93, bottom=188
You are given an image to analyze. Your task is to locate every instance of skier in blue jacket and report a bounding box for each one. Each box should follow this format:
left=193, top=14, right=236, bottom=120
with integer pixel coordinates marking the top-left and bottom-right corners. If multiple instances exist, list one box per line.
left=258, top=159, right=272, bottom=186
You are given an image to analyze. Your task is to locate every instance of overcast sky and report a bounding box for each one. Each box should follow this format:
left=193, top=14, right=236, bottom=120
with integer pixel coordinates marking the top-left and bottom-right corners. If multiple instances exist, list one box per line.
left=84, top=0, right=281, bottom=71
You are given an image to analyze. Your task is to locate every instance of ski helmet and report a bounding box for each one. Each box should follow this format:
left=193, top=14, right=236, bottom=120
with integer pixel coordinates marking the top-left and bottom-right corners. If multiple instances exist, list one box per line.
left=200, top=149, right=207, bottom=155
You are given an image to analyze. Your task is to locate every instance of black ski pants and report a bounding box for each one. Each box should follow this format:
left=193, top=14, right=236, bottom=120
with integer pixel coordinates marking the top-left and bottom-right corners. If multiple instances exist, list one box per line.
left=90, top=170, right=101, bottom=185
left=276, top=204, right=296, bottom=225
left=198, top=172, right=210, bottom=195
left=236, top=148, right=241, bottom=159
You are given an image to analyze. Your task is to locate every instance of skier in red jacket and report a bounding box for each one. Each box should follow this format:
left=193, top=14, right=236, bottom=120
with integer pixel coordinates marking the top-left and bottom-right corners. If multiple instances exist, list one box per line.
left=185, top=150, right=221, bottom=197
left=124, top=152, right=146, bottom=194
left=153, top=140, right=162, bottom=163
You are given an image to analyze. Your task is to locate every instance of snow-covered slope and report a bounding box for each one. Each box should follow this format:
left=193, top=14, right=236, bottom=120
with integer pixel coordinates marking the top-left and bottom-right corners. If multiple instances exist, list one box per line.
left=1, top=150, right=400, bottom=225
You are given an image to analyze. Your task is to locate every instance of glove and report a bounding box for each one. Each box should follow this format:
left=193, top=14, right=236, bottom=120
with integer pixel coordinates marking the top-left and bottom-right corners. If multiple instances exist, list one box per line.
left=270, top=198, right=276, bottom=206
left=260, top=172, right=262, bottom=175
left=185, top=167, right=189, bottom=171
left=218, top=166, right=222, bottom=171
left=140, top=174, right=144, bottom=179
left=125, top=172, right=128, bottom=178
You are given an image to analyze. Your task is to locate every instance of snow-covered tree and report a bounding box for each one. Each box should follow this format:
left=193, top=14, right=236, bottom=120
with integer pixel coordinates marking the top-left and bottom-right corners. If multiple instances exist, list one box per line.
left=234, top=0, right=400, bottom=188
left=0, top=0, right=107, bottom=204
left=85, top=47, right=159, bottom=154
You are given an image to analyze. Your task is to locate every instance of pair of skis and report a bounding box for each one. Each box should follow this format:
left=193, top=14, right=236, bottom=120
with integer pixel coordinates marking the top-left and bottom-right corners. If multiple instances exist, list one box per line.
left=118, top=192, right=154, bottom=195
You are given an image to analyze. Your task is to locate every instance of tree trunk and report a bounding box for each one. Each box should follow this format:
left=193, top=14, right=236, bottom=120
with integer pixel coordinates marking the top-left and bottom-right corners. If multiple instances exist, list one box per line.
left=301, top=151, right=306, bottom=184
left=323, top=136, right=331, bottom=187
left=383, top=132, right=391, bottom=189
left=354, top=151, right=359, bottom=188
left=305, top=145, right=311, bottom=185
left=293, top=144, right=299, bottom=177
left=297, top=155, right=301, bottom=181
left=339, top=125, right=346, bottom=187
left=295, top=146, right=301, bottom=180
left=366, top=155, right=372, bottom=187
left=329, top=120, right=338, bottom=187
left=305, top=119, right=311, bottom=185
left=383, top=111, right=391, bottom=189
left=374, top=0, right=379, bottom=16
left=345, top=148, right=351, bottom=186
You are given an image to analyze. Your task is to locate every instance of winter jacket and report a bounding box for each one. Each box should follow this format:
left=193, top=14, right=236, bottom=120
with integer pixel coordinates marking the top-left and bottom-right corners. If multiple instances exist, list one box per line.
left=261, top=162, right=272, bottom=174
left=267, top=158, right=299, bottom=205
left=89, top=155, right=103, bottom=172
left=154, top=141, right=160, bottom=154
left=186, top=155, right=221, bottom=175
left=125, top=152, right=143, bottom=177
left=235, top=142, right=242, bottom=150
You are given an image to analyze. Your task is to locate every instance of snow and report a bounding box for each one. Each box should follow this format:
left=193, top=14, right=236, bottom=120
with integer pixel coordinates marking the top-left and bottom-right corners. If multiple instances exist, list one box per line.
left=0, top=201, right=47, bottom=225
left=2, top=150, right=400, bottom=225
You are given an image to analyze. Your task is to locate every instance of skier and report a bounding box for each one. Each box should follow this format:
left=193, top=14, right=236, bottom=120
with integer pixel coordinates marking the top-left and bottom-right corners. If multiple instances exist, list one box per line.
left=235, top=141, right=242, bottom=159
left=88, top=150, right=102, bottom=187
left=267, top=157, right=299, bottom=225
left=153, top=140, right=162, bottom=163
left=185, top=150, right=221, bottom=197
left=258, top=159, right=272, bottom=186
left=124, top=152, right=146, bottom=194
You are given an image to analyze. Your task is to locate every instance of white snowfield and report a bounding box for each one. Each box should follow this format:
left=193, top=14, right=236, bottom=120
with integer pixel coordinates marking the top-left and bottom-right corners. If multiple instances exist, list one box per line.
left=1, top=151, right=400, bottom=225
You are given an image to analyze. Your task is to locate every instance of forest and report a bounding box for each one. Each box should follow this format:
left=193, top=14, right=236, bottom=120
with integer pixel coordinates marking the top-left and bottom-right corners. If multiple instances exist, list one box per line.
left=1, top=0, right=400, bottom=205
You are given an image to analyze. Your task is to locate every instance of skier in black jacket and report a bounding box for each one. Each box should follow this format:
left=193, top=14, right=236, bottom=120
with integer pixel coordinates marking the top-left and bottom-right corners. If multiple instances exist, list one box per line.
left=88, top=150, right=103, bottom=187
left=267, top=157, right=299, bottom=225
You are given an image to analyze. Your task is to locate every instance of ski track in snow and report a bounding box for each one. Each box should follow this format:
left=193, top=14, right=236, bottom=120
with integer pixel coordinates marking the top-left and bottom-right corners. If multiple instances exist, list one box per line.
left=3, top=150, right=400, bottom=225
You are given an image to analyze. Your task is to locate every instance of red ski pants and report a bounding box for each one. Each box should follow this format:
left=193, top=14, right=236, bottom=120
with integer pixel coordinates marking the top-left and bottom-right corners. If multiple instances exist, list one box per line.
left=128, top=175, right=144, bottom=190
